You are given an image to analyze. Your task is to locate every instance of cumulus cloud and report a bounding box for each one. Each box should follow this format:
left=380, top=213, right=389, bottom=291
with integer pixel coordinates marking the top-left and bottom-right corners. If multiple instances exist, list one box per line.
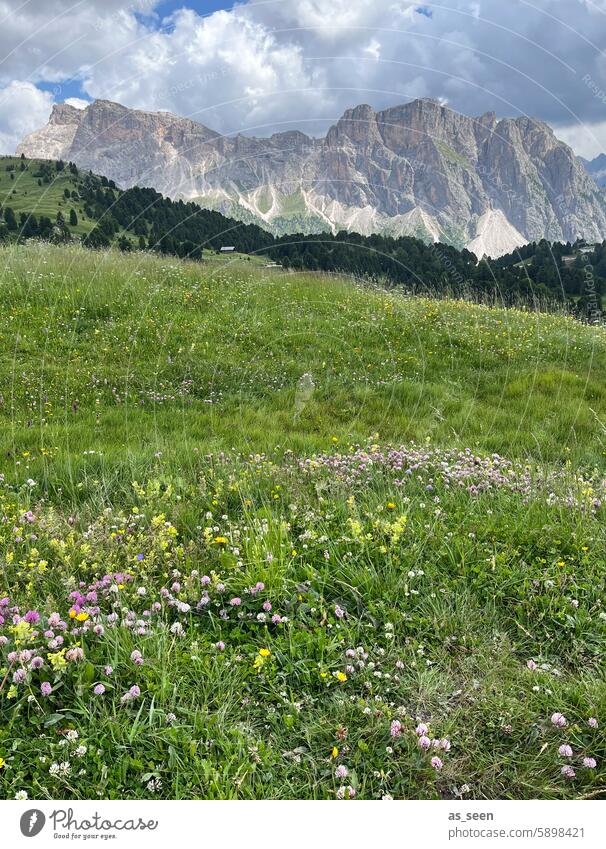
left=2, top=0, right=606, bottom=153
left=0, top=81, right=53, bottom=153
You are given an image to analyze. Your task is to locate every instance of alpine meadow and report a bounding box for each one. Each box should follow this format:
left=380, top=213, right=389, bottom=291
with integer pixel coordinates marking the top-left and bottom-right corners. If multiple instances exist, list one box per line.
left=0, top=242, right=605, bottom=801
left=2, top=0, right=606, bottom=821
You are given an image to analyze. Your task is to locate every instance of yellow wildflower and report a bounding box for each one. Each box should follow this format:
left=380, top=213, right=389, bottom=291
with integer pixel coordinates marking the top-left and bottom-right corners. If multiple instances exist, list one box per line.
left=336, top=671, right=347, bottom=683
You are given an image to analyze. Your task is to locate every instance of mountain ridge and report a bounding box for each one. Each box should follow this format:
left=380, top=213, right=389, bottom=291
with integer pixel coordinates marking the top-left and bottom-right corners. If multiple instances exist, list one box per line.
left=17, top=97, right=606, bottom=257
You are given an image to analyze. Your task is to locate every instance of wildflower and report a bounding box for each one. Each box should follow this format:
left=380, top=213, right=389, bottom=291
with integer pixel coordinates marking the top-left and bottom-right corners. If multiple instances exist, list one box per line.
left=418, top=736, right=432, bottom=750
left=74, top=745, right=87, bottom=758
left=551, top=712, right=567, bottom=728
left=526, top=660, right=537, bottom=671
left=0, top=757, right=5, bottom=769
left=93, top=684, right=105, bottom=695
left=336, top=785, right=356, bottom=799
left=170, top=622, right=184, bottom=636
left=390, top=720, right=402, bottom=738
left=14, top=791, right=28, bottom=800
left=583, top=757, right=597, bottom=769
left=431, top=757, right=443, bottom=770
left=415, top=723, right=429, bottom=737
left=262, top=601, right=272, bottom=612
left=215, top=641, right=225, bottom=651
left=40, top=682, right=52, bottom=697
left=65, top=647, right=84, bottom=662
left=331, top=747, right=339, bottom=758
left=166, top=712, right=176, bottom=724
left=558, top=745, right=573, bottom=758
left=130, top=650, right=144, bottom=665
left=336, top=671, right=347, bottom=683
left=560, top=766, right=575, bottom=779
left=259, top=648, right=271, bottom=657
left=229, top=597, right=241, bottom=606
left=334, top=605, right=345, bottom=619
left=335, top=765, right=349, bottom=779
left=588, top=718, right=598, bottom=729
left=104, top=665, right=113, bottom=676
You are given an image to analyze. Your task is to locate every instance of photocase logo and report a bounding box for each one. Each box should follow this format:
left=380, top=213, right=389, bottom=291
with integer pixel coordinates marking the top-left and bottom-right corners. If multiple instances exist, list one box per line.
left=19, top=809, right=46, bottom=837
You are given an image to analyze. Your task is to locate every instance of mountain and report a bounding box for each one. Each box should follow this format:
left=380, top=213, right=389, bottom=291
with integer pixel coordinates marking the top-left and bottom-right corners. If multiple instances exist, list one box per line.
left=17, top=98, right=606, bottom=257
left=581, top=153, right=606, bottom=187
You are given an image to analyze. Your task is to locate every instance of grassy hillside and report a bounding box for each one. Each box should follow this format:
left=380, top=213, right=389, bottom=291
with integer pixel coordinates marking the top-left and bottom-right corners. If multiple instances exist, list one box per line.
left=0, top=244, right=605, bottom=802
left=0, top=242, right=605, bottom=501
left=0, top=156, right=95, bottom=237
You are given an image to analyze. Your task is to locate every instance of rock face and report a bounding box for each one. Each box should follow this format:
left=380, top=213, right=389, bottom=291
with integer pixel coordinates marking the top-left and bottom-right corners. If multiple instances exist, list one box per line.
left=17, top=98, right=606, bottom=256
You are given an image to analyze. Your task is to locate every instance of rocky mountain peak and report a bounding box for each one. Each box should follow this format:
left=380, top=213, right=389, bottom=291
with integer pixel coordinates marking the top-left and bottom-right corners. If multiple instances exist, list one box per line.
left=16, top=97, right=606, bottom=257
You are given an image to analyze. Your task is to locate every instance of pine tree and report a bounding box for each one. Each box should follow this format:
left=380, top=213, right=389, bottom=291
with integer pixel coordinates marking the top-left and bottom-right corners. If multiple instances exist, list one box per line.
left=69, top=209, right=78, bottom=227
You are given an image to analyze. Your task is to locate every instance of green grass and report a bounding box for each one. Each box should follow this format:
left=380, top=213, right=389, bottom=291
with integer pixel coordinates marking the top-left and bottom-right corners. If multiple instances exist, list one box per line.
left=0, top=157, right=96, bottom=237
left=0, top=243, right=605, bottom=801
left=0, top=242, right=605, bottom=500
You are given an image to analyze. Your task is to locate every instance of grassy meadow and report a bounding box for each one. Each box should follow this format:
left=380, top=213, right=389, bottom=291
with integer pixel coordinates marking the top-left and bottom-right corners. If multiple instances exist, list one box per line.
left=0, top=242, right=605, bottom=800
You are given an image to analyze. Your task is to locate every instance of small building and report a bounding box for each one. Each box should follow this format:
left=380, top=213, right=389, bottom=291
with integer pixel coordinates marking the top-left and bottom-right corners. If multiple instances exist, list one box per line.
left=220, top=246, right=235, bottom=253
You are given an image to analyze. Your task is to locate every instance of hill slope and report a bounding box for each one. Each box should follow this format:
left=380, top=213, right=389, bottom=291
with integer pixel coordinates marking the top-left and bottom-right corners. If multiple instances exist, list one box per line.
left=2, top=243, right=606, bottom=498
left=1, top=243, right=605, bottom=803
left=3, top=155, right=606, bottom=315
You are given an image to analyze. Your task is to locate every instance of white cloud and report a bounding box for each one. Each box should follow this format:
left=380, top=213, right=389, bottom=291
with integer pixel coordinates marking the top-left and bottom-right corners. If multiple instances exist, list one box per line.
left=64, top=97, right=89, bottom=110
left=554, top=121, right=606, bottom=159
left=3, top=0, right=606, bottom=153
left=0, top=81, right=53, bottom=153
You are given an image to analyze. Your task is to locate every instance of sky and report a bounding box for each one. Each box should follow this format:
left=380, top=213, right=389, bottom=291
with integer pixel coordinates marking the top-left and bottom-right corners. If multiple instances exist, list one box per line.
left=1, top=0, right=606, bottom=158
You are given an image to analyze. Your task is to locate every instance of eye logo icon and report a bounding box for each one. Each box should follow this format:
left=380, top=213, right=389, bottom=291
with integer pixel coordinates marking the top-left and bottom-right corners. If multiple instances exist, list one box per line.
left=19, top=810, right=46, bottom=837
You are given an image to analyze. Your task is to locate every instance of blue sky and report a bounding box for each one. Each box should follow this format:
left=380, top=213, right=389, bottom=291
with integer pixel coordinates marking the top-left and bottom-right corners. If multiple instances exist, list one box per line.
left=2, top=1, right=606, bottom=157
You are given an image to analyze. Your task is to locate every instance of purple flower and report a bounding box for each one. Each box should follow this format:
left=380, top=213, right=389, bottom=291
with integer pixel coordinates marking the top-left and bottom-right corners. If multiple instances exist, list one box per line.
left=558, top=744, right=573, bottom=758
left=137, top=554, right=144, bottom=561
left=104, top=665, right=113, bottom=676
left=229, top=597, right=241, bottom=606
left=551, top=712, right=567, bottom=728
left=130, top=650, right=144, bottom=665
left=29, top=656, right=44, bottom=670
left=335, top=765, right=349, bottom=779
left=561, top=766, right=575, bottom=779
left=334, top=605, right=345, bottom=619
left=166, top=712, right=176, bottom=724
left=431, top=756, right=443, bottom=770
left=526, top=659, right=537, bottom=671
left=415, top=723, right=429, bottom=737
left=588, top=718, right=598, bottom=729
left=215, top=641, right=225, bottom=651
left=583, top=757, right=597, bottom=769
left=40, top=682, right=52, bottom=697
left=129, top=685, right=141, bottom=698
left=390, top=720, right=402, bottom=738
left=262, top=601, right=272, bottom=612
left=24, top=610, right=40, bottom=623
left=93, top=684, right=106, bottom=695
left=418, top=736, right=432, bottom=750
